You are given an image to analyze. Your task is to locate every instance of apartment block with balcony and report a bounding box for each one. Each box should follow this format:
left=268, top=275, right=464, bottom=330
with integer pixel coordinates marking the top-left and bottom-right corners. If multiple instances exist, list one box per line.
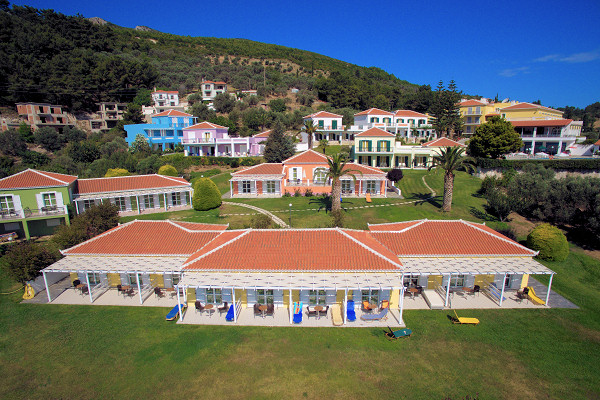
left=89, top=102, right=128, bottom=132
left=348, top=108, right=435, bottom=142
left=152, top=91, right=179, bottom=107
left=0, top=169, right=76, bottom=239
left=201, top=81, right=228, bottom=101
left=182, top=122, right=266, bottom=157
left=16, top=102, right=72, bottom=132
left=353, top=127, right=396, bottom=168
left=513, top=119, right=582, bottom=155
left=303, top=111, right=346, bottom=143
left=124, top=110, right=197, bottom=151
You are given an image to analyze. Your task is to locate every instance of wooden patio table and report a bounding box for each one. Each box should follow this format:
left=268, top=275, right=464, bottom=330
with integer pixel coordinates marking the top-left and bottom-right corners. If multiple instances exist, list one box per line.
left=314, top=305, right=324, bottom=319
left=258, top=304, right=268, bottom=318
left=407, top=287, right=419, bottom=298
left=204, top=304, right=215, bottom=317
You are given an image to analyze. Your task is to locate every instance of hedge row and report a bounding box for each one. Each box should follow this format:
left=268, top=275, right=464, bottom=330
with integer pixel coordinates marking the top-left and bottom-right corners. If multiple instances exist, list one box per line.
left=475, top=157, right=600, bottom=170
left=161, top=153, right=262, bottom=171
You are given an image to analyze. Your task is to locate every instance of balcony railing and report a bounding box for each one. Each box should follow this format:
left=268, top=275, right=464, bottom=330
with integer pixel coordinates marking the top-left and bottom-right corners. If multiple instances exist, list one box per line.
left=182, top=138, right=215, bottom=144
left=0, top=206, right=68, bottom=220
left=287, top=179, right=330, bottom=187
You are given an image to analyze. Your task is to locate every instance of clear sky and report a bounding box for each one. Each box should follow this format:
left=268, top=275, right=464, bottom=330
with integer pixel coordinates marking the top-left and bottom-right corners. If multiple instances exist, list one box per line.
left=12, top=0, right=600, bottom=108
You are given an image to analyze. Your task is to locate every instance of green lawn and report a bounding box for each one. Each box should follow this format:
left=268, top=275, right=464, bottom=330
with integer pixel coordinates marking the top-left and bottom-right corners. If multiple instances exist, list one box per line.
left=1, top=246, right=599, bottom=399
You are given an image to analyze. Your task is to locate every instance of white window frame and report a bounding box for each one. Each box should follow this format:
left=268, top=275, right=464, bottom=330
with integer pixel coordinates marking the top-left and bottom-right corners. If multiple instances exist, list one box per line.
left=87, top=272, right=101, bottom=286
left=42, top=193, right=57, bottom=207
left=365, top=180, right=377, bottom=194
left=143, top=194, right=155, bottom=209
left=264, top=181, right=276, bottom=194
left=241, top=181, right=252, bottom=194
left=128, top=273, right=138, bottom=286
left=450, top=274, right=466, bottom=288
left=313, top=168, right=328, bottom=184
left=206, top=288, right=222, bottom=304
left=341, top=180, right=353, bottom=194
left=308, top=289, right=326, bottom=305
left=257, top=289, right=274, bottom=304
left=0, top=195, right=14, bottom=211
left=361, top=289, right=380, bottom=305
left=114, top=197, right=126, bottom=212
left=82, top=199, right=95, bottom=211
left=171, top=192, right=182, bottom=206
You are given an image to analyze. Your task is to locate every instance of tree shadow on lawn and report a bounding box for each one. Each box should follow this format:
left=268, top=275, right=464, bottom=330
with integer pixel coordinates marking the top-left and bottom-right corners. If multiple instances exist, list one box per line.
left=408, top=192, right=443, bottom=209
left=308, top=196, right=357, bottom=214
left=469, top=206, right=499, bottom=223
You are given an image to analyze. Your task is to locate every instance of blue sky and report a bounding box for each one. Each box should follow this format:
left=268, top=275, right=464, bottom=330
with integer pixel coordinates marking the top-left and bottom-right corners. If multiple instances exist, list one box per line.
left=13, top=0, right=600, bottom=108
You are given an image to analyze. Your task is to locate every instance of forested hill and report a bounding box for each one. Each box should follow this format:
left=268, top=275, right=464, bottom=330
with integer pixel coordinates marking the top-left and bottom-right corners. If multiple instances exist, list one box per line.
left=0, top=4, right=429, bottom=112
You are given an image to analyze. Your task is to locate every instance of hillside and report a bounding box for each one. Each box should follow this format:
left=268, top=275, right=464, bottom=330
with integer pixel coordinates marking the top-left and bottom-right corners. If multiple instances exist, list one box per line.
left=0, top=4, right=427, bottom=113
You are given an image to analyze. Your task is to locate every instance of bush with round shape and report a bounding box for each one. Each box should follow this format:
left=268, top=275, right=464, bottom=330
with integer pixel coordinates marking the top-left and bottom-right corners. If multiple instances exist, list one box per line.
left=526, top=223, right=569, bottom=261
left=158, top=164, right=178, bottom=176
left=192, top=178, right=222, bottom=211
left=104, top=168, right=130, bottom=177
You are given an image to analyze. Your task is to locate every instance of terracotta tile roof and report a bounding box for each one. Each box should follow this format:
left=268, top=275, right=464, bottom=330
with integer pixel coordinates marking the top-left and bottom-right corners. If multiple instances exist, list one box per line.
left=171, top=221, right=228, bottom=231
left=152, top=110, right=193, bottom=118
left=0, top=169, right=77, bottom=190
left=77, top=175, right=190, bottom=195
left=283, top=150, right=329, bottom=164
left=394, top=110, right=428, bottom=118
left=355, top=127, right=396, bottom=137
left=184, top=231, right=246, bottom=264
left=253, top=130, right=272, bottom=138
left=595, top=139, right=600, bottom=146
left=510, top=119, right=572, bottom=127
left=214, top=81, right=227, bottom=85
left=303, top=111, right=343, bottom=119
left=458, top=99, right=486, bottom=106
left=183, top=121, right=227, bottom=130
left=343, top=163, right=386, bottom=175
left=501, top=102, right=560, bottom=112
left=62, top=220, right=224, bottom=256
left=232, top=163, right=284, bottom=176
left=369, top=220, right=536, bottom=256
left=354, top=108, right=394, bottom=116
left=368, top=221, right=423, bottom=231
left=422, top=138, right=465, bottom=147
left=183, top=229, right=402, bottom=271
left=153, top=90, right=179, bottom=94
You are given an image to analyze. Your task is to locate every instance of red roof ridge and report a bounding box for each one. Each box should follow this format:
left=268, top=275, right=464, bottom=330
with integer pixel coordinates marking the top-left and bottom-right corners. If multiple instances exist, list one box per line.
left=337, top=229, right=402, bottom=269
left=355, top=127, right=395, bottom=137
left=422, top=137, right=465, bottom=147
left=460, top=220, right=538, bottom=255
left=183, top=121, right=227, bottom=130
left=78, top=173, right=187, bottom=182
left=347, top=163, right=385, bottom=174
left=231, top=163, right=284, bottom=175
left=164, top=219, right=228, bottom=233
left=367, top=219, right=427, bottom=232
left=283, top=149, right=329, bottom=163
left=355, top=108, right=394, bottom=116
left=32, top=169, right=75, bottom=184
left=182, top=229, right=251, bottom=268
left=61, top=221, right=131, bottom=255
left=158, top=175, right=189, bottom=184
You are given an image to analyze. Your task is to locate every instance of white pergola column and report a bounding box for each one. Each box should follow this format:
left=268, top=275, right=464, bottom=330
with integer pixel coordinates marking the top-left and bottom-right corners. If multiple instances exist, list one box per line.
left=136, top=272, right=142, bottom=305
left=444, top=275, right=451, bottom=307
left=85, top=271, right=94, bottom=303
left=289, top=289, right=293, bottom=324
left=343, top=288, right=347, bottom=325
left=42, top=270, right=52, bottom=302
left=74, top=201, right=80, bottom=215
left=232, top=288, right=237, bottom=322
left=399, top=286, right=406, bottom=325
left=176, top=286, right=182, bottom=321
left=164, top=193, right=168, bottom=210
left=137, top=195, right=141, bottom=214
left=545, top=274, right=554, bottom=306
left=229, top=181, right=233, bottom=197
left=499, top=273, right=507, bottom=306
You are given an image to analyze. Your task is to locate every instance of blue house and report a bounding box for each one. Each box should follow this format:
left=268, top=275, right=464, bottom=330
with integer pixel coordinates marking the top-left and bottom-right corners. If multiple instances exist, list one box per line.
left=125, top=110, right=197, bottom=151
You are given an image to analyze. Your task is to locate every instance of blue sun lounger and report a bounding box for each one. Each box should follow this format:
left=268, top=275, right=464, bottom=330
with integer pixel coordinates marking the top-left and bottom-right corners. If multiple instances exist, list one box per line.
left=360, top=307, right=389, bottom=321
left=347, top=300, right=356, bottom=322
left=293, top=301, right=303, bottom=324
left=166, top=304, right=186, bottom=321
left=225, top=305, right=235, bottom=321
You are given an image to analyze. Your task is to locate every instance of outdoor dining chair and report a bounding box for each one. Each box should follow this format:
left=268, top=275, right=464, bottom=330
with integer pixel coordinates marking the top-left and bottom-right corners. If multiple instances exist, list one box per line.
left=195, top=301, right=205, bottom=313
left=218, top=302, right=229, bottom=315
left=266, top=303, right=275, bottom=317
left=318, top=305, right=329, bottom=319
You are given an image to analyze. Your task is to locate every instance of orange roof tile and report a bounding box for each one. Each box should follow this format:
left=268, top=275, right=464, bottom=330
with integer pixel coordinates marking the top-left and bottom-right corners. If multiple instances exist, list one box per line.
left=394, top=110, right=428, bottom=118
left=183, top=121, right=227, bottom=130
left=283, top=150, right=329, bottom=164
left=152, top=110, right=194, bottom=118
left=232, top=163, right=284, bottom=176
left=368, top=221, right=423, bottom=231
left=595, top=139, right=600, bottom=146
left=153, top=90, right=179, bottom=94
left=369, top=220, right=536, bottom=256
left=253, top=130, right=272, bottom=138
left=354, top=108, right=394, bottom=116
left=184, top=231, right=246, bottom=264
left=510, top=119, right=572, bottom=127
left=458, top=99, right=487, bottom=106
left=422, top=137, right=465, bottom=147
left=303, top=111, right=343, bottom=119
left=183, top=229, right=402, bottom=271
left=171, top=221, right=228, bottom=231
left=501, top=102, right=559, bottom=112
left=214, top=81, right=227, bottom=85
left=355, top=127, right=395, bottom=137
left=0, top=169, right=77, bottom=190
left=343, top=163, right=386, bottom=175
left=77, top=175, right=190, bottom=195
left=63, top=220, right=224, bottom=256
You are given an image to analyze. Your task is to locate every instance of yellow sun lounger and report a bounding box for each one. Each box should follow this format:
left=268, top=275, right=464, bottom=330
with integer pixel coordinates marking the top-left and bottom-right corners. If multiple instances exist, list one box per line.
left=453, top=310, right=480, bottom=325
left=331, top=304, right=343, bottom=326
left=526, top=286, right=546, bottom=305
left=365, top=193, right=372, bottom=203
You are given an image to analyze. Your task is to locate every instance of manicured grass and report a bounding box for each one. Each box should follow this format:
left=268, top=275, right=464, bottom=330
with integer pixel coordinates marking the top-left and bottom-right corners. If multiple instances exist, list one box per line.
left=1, top=247, right=599, bottom=399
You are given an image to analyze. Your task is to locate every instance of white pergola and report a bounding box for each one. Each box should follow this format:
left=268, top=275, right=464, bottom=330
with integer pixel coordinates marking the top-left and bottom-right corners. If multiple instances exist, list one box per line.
left=42, top=256, right=187, bottom=304
left=177, top=270, right=404, bottom=324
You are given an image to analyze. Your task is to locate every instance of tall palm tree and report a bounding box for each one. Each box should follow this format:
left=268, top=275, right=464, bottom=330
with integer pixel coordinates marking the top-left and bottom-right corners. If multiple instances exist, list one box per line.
left=428, top=146, right=475, bottom=212
left=326, top=153, right=361, bottom=213
left=304, top=120, right=319, bottom=150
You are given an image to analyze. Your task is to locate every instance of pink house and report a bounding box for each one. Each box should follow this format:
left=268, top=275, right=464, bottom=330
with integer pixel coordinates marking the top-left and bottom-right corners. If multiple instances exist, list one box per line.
left=182, top=122, right=267, bottom=157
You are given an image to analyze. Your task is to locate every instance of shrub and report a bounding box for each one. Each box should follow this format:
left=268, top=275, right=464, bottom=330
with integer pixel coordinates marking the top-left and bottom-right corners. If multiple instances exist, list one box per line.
left=157, top=164, right=178, bottom=176
left=283, top=191, right=291, bottom=197
left=192, top=178, right=222, bottom=211
left=475, top=157, right=600, bottom=171
left=304, top=188, right=314, bottom=197
left=294, top=189, right=302, bottom=197
left=4, top=241, right=61, bottom=284
left=104, top=168, right=130, bottom=177
left=526, top=223, right=569, bottom=261
left=250, top=214, right=273, bottom=229
left=386, top=168, right=403, bottom=183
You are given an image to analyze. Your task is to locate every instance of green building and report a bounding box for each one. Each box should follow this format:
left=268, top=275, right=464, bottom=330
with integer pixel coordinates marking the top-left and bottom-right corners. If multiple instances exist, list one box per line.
left=0, top=169, right=77, bottom=239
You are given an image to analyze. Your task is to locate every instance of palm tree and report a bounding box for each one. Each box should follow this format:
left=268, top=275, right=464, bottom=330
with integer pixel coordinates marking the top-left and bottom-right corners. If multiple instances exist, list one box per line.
left=428, top=146, right=475, bottom=212
left=326, top=153, right=361, bottom=213
left=304, top=120, right=319, bottom=149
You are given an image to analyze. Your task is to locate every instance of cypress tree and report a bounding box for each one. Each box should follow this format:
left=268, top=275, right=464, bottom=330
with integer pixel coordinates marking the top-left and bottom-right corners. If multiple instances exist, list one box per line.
left=263, top=121, right=295, bottom=163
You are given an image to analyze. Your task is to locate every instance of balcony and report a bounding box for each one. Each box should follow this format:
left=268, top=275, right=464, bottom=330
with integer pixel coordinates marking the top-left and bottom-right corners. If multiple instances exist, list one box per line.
left=286, top=179, right=330, bottom=187
left=0, top=206, right=68, bottom=220
left=463, top=110, right=482, bottom=116
left=182, top=138, right=215, bottom=144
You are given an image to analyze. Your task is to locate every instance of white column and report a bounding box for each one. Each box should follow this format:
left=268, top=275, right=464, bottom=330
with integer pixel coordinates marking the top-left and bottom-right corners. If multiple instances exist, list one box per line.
left=444, top=275, right=451, bottom=307
left=183, top=285, right=187, bottom=304
left=85, top=271, right=93, bottom=303
left=136, top=272, right=142, bottom=305
left=343, top=288, right=347, bottom=325
left=137, top=195, right=141, bottom=214
left=164, top=193, right=168, bottom=210
left=42, top=270, right=51, bottom=302
left=499, top=273, right=507, bottom=306
left=176, top=286, right=182, bottom=321
left=246, top=137, right=250, bottom=155
left=289, top=289, right=293, bottom=324
left=399, top=287, right=406, bottom=325
left=545, top=274, right=554, bottom=306
left=74, top=201, right=80, bottom=215
left=230, top=181, right=233, bottom=197
left=232, top=288, right=237, bottom=322
left=231, top=138, right=234, bottom=156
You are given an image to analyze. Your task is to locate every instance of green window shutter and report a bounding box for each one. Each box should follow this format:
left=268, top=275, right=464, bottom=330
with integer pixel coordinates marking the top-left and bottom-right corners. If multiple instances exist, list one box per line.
left=332, top=120, right=337, bottom=129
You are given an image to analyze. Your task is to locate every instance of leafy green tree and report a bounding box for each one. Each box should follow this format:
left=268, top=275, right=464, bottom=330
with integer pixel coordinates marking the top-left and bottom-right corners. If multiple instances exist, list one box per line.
left=431, top=80, right=462, bottom=138
left=263, top=122, right=295, bottom=162
left=157, top=164, right=178, bottom=176
left=4, top=241, right=61, bottom=284
left=243, top=107, right=271, bottom=131
left=63, top=126, right=87, bottom=143
left=484, top=186, right=513, bottom=222
left=104, top=168, right=130, bottom=177
left=428, top=146, right=475, bottom=212
left=303, top=119, right=319, bottom=150
left=131, top=88, right=152, bottom=106
left=325, top=153, right=360, bottom=214
left=213, top=93, right=236, bottom=113
left=21, top=151, right=49, bottom=168
left=371, top=94, right=390, bottom=110
left=188, top=102, right=216, bottom=121
left=526, top=223, right=569, bottom=261
left=18, top=122, right=34, bottom=143
left=130, top=134, right=151, bottom=155
left=68, top=141, right=101, bottom=163
left=192, top=178, right=222, bottom=210
left=269, top=98, right=287, bottom=113
left=0, top=156, right=14, bottom=178
left=468, top=116, right=522, bottom=158
left=34, top=127, right=65, bottom=152
left=319, top=139, right=329, bottom=154
left=0, top=128, right=27, bottom=156
left=136, top=154, right=162, bottom=174
left=123, top=103, right=144, bottom=124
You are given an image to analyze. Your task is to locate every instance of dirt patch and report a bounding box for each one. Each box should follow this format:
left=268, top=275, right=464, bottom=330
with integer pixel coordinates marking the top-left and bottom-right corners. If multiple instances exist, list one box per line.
left=185, top=165, right=237, bottom=173
left=580, top=249, right=600, bottom=261
left=506, top=212, right=538, bottom=238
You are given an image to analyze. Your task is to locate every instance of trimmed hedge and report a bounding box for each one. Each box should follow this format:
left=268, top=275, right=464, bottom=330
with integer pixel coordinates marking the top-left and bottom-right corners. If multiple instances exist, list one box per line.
left=157, top=164, right=178, bottom=176
left=162, top=154, right=261, bottom=172
left=526, top=223, right=569, bottom=261
left=192, top=178, right=222, bottom=211
left=475, top=157, right=600, bottom=170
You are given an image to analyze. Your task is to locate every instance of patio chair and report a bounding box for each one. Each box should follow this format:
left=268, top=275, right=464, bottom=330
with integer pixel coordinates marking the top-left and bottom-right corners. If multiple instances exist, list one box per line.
left=154, top=287, right=164, bottom=298
left=80, top=286, right=89, bottom=296
left=379, top=300, right=389, bottom=311
left=195, top=301, right=204, bottom=313
left=266, top=303, right=275, bottom=317
left=307, top=306, right=318, bottom=319
left=473, top=285, right=480, bottom=296
left=253, top=303, right=262, bottom=318
left=451, top=310, right=480, bottom=325
left=293, top=301, right=303, bottom=324
left=362, top=301, right=374, bottom=312
left=125, top=288, right=135, bottom=297
left=360, top=307, right=389, bottom=322
left=346, top=300, right=356, bottom=322
left=117, top=284, right=122, bottom=295
left=318, top=305, right=329, bottom=319
left=218, top=302, right=229, bottom=315
left=384, top=326, right=412, bottom=341
left=73, top=279, right=81, bottom=287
